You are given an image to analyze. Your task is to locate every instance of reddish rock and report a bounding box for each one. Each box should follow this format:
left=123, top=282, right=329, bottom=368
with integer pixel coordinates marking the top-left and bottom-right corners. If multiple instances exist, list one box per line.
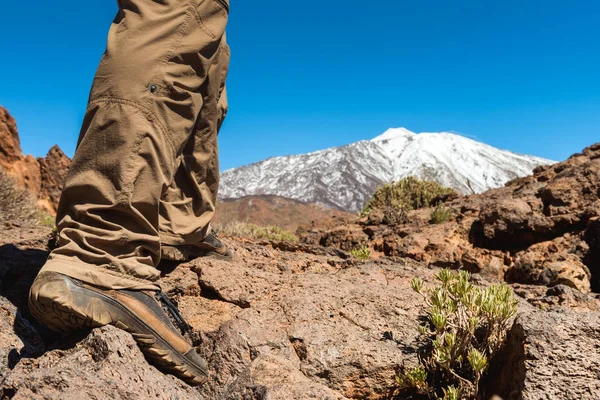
left=0, top=106, right=70, bottom=213
left=507, top=235, right=591, bottom=292
left=37, top=145, right=70, bottom=211
left=319, top=225, right=369, bottom=251
left=0, top=106, right=21, bottom=165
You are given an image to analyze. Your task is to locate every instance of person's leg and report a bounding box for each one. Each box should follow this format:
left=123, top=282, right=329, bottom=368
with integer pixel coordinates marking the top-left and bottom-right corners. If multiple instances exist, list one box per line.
left=158, top=37, right=231, bottom=260
left=41, top=0, right=228, bottom=289
left=29, top=0, right=229, bottom=385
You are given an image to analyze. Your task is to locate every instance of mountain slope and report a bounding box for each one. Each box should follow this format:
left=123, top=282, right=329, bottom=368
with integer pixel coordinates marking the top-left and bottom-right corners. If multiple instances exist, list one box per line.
left=213, top=195, right=354, bottom=232
left=219, top=128, right=554, bottom=212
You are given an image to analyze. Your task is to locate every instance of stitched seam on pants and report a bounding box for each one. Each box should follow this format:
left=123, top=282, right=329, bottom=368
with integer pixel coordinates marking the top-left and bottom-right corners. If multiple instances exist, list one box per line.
left=159, top=230, right=208, bottom=245
left=122, top=132, right=147, bottom=199
left=160, top=231, right=203, bottom=240
left=156, top=2, right=197, bottom=78
left=87, top=97, right=176, bottom=154
left=190, top=3, right=217, bottom=40
left=48, top=255, right=159, bottom=284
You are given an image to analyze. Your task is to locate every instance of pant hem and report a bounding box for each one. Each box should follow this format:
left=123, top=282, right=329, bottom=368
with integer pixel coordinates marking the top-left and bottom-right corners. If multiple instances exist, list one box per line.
left=41, top=255, right=161, bottom=291
left=159, top=224, right=211, bottom=246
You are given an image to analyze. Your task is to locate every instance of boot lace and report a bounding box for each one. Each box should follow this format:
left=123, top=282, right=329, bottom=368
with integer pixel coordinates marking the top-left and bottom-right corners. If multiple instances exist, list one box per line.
left=156, top=292, right=192, bottom=336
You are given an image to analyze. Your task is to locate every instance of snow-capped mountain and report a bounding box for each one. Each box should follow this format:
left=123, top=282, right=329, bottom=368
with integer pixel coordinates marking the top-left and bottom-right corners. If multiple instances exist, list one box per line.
left=219, top=128, right=555, bottom=212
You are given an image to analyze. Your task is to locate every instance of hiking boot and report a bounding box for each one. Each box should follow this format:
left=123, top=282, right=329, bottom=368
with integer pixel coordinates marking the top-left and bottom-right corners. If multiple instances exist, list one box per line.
left=161, top=228, right=233, bottom=262
left=28, top=271, right=208, bottom=386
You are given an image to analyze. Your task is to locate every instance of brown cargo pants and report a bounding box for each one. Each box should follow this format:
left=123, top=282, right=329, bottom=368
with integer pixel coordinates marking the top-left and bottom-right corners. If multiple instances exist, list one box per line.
left=39, top=0, right=230, bottom=290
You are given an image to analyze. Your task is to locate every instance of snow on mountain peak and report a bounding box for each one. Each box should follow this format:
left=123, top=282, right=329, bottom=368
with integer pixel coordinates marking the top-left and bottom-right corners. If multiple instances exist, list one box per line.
left=219, top=129, right=556, bottom=212
left=372, top=127, right=416, bottom=142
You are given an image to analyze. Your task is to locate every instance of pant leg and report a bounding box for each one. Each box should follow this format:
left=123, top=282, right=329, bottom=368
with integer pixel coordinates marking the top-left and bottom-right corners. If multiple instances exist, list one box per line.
left=41, top=0, right=229, bottom=290
left=159, top=36, right=230, bottom=246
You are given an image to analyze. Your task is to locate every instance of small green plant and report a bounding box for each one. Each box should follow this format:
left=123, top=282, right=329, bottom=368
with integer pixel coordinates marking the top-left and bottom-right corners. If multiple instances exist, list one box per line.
left=39, top=212, right=56, bottom=227
left=442, top=385, right=461, bottom=400
left=394, top=269, right=518, bottom=399
left=48, top=225, right=59, bottom=250
left=250, top=225, right=298, bottom=242
left=350, top=245, right=371, bottom=260
left=430, top=203, right=454, bottom=224
left=396, top=366, right=428, bottom=392
left=361, top=177, right=455, bottom=220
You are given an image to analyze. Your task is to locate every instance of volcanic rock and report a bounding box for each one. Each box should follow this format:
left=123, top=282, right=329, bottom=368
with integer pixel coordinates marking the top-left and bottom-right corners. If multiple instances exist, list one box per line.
left=37, top=145, right=70, bottom=212
left=1, top=224, right=599, bottom=399
left=0, top=107, right=22, bottom=166
left=490, top=307, right=600, bottom=399
left=0, top=106, right=70, bottom=213
left=306, top=142, right=600, bottom=293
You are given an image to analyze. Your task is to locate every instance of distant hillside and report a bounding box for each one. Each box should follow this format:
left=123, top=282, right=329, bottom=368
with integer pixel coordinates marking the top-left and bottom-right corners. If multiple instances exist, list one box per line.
left=214, top=195, right=354, bottom=232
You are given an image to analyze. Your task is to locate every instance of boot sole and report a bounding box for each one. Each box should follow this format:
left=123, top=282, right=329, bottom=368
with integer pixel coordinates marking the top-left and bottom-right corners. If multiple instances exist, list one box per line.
left=29, top=274, right=208, bottom=386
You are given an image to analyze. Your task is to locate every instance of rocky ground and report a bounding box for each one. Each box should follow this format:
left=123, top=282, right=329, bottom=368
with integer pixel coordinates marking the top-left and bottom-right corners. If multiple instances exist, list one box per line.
left=1, top=222, right=599, bottom=399
left=1, top=104, right=599, bottom=398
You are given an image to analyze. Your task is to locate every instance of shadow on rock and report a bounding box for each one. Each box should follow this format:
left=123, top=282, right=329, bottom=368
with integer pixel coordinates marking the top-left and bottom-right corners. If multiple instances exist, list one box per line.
left=0, top=244, right=89, bottom=364
left=0, top=244, right=48, bottom=311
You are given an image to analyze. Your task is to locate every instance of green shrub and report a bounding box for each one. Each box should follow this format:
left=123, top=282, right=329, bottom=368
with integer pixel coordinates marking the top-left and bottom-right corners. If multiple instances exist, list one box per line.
left=213, top=221, right=298, bottom=242
left=361, top=177, right=455, bottom=219
left=350, top=245, right=371, bottom=260
left=395, top=269, right=518, bottom=399
left=430, top=203, right=454, bottom=224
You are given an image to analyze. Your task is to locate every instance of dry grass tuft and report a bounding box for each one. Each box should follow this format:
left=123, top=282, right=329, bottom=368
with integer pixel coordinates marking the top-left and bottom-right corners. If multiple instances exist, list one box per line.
left=213, top=220, right=298, bottom=242
left=350, top=245, right=371, bottom=260
left=430, top=203, right=454, bottom=224
left=0, top=168, right=43, bottom=224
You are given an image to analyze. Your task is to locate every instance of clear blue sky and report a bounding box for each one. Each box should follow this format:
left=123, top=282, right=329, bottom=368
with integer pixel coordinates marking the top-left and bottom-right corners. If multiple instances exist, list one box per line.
left=1, top=0, right=599, bottom=170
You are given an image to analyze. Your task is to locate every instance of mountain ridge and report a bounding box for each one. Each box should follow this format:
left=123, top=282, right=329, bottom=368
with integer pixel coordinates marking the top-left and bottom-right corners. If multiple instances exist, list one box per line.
left=219, top=128, right=555, bottom=212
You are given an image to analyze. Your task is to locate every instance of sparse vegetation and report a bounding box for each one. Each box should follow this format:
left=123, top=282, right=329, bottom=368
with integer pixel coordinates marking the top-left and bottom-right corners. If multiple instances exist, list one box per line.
left=361, top=177, right=455, bottom=220
left=394, top=269, right=518, bottom=399
left=350, top=245, right=371, bottom=260
left=214, top=221, right=298, bottom=242
left=39, top=213, right=56, bottom=227
left=430, top=203, right=454, bottom=224
left=0, top=169, right=42, bottom=224
left=381, top=205, right=408, bottom=225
